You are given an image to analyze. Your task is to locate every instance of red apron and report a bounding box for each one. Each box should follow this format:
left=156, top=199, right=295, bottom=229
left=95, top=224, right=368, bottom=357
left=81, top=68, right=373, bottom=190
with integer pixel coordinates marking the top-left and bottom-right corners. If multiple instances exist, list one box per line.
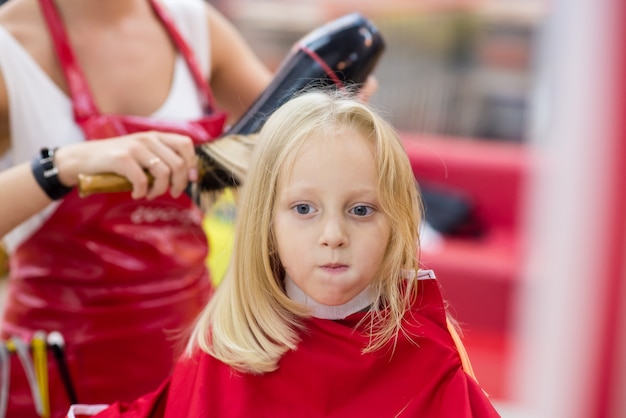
left=1, top=0, right=226, bottom=417
left=72, top=278, right=501, bottom=418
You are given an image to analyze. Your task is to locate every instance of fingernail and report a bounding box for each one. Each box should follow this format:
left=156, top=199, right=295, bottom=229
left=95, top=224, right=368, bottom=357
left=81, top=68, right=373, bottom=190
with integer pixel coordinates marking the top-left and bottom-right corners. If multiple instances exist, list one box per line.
left=188, top=167, right=198, bottom=182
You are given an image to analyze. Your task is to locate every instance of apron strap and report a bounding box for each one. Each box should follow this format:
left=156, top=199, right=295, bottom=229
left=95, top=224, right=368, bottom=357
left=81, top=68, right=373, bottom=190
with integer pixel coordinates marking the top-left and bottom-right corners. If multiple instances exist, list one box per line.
left=148, top=0, right=218, bottom=113
left=38, top=0, right=99, bottom=121
left=38, top=0, right=219, bottom=120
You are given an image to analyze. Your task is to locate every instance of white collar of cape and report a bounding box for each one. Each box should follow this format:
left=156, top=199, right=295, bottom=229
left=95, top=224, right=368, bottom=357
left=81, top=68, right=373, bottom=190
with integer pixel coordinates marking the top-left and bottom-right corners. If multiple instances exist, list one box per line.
left=284, top=269, right=436, bottom=320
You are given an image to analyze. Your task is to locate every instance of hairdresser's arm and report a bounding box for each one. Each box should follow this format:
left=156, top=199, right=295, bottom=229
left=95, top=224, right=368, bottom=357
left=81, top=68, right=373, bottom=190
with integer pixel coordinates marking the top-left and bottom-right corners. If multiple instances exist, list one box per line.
left=0, top=131, right=198, bottom=239
left=0, top=163, right=52, bottom=238
left=0, top=109, right=49, bottom=240
left=206, top=3, right=272, bottom=122
left=358, top=76, right=379, bottom=103
left=0, top=67, right=51, bottom=238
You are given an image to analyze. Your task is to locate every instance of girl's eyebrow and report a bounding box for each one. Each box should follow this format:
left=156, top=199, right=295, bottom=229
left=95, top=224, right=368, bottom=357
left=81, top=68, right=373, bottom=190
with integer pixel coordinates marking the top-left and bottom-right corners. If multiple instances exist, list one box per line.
left=282, top=184, right=377, bottom=194
left=348, top=187, right=378, bottom=196
left=279, top=186, right=380, bottom=205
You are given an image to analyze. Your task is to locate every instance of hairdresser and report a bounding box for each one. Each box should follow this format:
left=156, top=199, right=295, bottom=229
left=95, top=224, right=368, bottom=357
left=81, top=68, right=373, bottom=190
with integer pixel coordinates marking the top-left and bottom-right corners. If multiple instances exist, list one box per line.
left=0, top=0, right=272, bottom=416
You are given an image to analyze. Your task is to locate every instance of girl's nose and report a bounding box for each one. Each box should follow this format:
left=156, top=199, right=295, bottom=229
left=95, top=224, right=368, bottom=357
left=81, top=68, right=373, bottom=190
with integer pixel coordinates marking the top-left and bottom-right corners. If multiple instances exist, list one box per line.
left=319, top=215, right=348, bottom=248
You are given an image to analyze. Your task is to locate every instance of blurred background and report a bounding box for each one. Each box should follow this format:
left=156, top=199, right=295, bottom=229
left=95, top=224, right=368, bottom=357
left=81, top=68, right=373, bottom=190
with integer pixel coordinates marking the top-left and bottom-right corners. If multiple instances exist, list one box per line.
left=1, top=0, right=624, bottom=417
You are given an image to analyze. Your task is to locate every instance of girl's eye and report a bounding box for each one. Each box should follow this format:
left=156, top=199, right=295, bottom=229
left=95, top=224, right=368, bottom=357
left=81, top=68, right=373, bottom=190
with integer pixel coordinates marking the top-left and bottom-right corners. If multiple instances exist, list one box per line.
left=350, top=205, right=374, bottom=217
left=294, top=204, right=312, bottom=215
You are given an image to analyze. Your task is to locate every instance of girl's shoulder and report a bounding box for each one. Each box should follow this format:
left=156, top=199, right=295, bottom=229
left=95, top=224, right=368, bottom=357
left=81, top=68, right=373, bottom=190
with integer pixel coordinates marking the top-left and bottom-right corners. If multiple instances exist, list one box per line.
left=404, top=269, right=448, bottom=330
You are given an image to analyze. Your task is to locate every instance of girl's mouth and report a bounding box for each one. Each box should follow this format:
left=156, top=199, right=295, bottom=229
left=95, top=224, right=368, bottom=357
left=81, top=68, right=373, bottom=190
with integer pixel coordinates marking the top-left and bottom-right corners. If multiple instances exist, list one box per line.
left=320, top=264, right=348, bottom=273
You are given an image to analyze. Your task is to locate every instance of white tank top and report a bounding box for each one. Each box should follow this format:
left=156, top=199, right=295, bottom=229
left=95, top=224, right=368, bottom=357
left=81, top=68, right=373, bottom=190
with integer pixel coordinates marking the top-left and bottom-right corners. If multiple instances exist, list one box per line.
left=0, top=0, right=211, bottom=251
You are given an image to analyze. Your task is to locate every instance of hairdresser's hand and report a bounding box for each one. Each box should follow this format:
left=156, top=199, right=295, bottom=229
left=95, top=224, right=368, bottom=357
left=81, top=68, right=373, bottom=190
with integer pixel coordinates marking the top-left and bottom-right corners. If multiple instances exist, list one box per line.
left=54, top=131, right=198, bottom=200
left=357, top=75, right=379, bottom=103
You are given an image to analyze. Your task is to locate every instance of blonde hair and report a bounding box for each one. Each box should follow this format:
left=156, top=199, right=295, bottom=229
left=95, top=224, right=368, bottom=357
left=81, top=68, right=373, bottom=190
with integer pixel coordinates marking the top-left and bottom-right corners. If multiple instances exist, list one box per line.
left=188, top=90, right=423, bottom=373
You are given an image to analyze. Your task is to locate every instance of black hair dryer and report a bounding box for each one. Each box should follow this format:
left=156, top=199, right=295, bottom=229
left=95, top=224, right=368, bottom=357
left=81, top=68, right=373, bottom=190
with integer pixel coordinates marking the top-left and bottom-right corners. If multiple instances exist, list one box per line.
left=199, top=12, right=385, bottom=191
left=225, top=12, right=385, bottom=136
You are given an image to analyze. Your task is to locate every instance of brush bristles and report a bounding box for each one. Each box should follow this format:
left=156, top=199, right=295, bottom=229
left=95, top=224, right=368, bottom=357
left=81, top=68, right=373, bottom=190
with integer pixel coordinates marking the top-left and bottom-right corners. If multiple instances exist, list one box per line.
left=195, top=134, right=257, bottom=196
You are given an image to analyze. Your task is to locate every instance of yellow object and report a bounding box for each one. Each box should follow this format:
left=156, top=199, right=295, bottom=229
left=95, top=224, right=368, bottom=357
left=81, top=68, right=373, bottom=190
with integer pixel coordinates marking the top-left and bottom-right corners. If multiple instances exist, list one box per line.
left=446, top=318, right=478, bottom=382
left=32, top=332, right=50, bottom=418
left=0, top=240, right=8, bottom=278
left=203, top=189, right=237, bottom=286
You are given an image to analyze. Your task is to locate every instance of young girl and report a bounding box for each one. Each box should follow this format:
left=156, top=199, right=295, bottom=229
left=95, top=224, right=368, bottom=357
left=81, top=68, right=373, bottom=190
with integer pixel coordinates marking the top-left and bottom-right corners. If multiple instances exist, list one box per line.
left=70, top=90, right=500, bottom=417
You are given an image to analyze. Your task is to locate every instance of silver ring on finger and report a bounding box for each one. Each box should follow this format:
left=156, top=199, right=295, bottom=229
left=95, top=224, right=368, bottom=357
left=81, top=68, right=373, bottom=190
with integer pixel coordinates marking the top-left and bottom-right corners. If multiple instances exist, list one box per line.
left=147, top=157, right=161, bottom=168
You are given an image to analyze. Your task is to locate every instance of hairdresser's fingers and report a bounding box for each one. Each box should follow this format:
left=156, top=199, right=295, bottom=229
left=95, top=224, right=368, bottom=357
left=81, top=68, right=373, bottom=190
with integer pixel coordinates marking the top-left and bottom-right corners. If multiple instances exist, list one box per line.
left=142, top=155, right=170, bottom=200
left=357, top=75, right=378, bottom=103
left=152, top=132, right=197, bottom=171
left=140, top=133, right=198, bottom=198
left=142, top=132, right=198, bottom=182
left=141, top=149, right=185, bottom=200
left=124, top=131, right=193, bottom=199
left=129, top=138, right=175, bottom=200
left=122, top=157, right=153, bottom=200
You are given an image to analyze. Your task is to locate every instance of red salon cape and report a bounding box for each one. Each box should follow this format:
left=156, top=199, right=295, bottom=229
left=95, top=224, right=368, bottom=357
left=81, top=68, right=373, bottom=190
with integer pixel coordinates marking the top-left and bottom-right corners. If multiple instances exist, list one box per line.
left=69, top=277, right=501, bottom=418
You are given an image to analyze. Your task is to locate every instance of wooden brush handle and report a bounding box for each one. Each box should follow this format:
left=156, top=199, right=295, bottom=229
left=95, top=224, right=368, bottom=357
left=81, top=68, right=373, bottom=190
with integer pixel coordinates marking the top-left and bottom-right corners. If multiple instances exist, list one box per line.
left=78, top=172, right=154, bottom=197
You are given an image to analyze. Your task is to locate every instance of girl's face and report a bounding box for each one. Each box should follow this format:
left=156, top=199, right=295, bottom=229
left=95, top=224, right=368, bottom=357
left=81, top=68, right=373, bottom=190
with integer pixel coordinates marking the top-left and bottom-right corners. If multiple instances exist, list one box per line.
left=273, top=127, right=391, bottom=306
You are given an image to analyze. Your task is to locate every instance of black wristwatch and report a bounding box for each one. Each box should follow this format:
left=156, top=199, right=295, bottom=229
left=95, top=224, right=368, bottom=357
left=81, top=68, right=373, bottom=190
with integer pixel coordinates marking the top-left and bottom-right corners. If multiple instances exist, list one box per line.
left=31, top=147, right=74, bottom=200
